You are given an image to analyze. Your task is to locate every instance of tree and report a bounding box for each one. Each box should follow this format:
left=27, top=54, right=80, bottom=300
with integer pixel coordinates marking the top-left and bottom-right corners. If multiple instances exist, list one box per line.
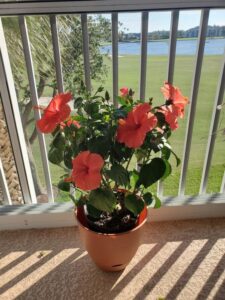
left=2, top=15, right=112, bottom=196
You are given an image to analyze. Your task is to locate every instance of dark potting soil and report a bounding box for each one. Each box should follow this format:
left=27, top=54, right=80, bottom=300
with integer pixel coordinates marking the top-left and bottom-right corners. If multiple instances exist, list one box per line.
left=86, top=209, right=138, bottom=234
left=86, top=191, right=138, bottom=234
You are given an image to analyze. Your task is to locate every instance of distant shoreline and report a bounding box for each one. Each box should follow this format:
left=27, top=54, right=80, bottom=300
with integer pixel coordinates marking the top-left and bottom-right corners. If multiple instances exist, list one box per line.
left=100, top=36, right=225, bottom=46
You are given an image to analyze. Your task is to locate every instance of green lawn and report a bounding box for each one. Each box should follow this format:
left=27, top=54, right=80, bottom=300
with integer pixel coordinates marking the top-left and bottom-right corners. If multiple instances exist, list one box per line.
left=30, top=55, right=225, bottom=200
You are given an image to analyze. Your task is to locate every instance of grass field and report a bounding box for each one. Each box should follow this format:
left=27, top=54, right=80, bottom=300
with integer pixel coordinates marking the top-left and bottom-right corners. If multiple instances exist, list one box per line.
left=30, top=55, right=225, bottom=201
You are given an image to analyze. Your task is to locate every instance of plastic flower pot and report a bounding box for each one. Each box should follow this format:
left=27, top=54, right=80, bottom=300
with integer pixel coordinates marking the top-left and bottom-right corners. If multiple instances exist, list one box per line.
left=75, top=205, right=148, bottom=272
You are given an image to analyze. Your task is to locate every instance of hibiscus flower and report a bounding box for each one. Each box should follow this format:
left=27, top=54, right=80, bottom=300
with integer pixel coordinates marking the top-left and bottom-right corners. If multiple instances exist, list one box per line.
left=120, top=87, right=129, bottom=97
left=37, top=92, right=72, bottom=133
left=72, top=151, right=104, bottom=191
left=159, top=106, right=179, bottom=131
left=60, top=118, right=81, bottom=130
left=66, top=119, right=80, bottom=128
left=116, top=103, right=157, bottom=148
left=161, top=82, right=189, bottom=118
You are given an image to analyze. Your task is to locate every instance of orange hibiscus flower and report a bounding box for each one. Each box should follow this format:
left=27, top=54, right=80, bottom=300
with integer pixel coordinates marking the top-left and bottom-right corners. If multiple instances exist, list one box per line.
left=60, top=117, right=81, bottom=130
left=37, top=93, right=72, bottom=133
left=160, top=106, right=179, bottom=131
left=66, top=119, right=80, bottom=128
left=72, top=151, right=104, bottom=191
left=161, top=82, right=189, bottom=118
left=116, top=103, right=157, bottom=148
left=120, top=87, right=129, bottom=97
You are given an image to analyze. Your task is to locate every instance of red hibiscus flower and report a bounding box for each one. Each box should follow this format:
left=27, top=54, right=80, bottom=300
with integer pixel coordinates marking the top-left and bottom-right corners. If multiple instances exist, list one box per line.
left=66, top=119, right=80, bottom=128
left=120, top=87, right=129, bottom=97
left=161, top=82, right=189, bottom=118
left=116, top=103, right=157, bottom=148
left=37, top=93, right=72, bottom=133
left=72, top=151, right=104, bottom=191
left=160, top=106, right=179, bottom=131
left=60, top=118, right=81, bottom=130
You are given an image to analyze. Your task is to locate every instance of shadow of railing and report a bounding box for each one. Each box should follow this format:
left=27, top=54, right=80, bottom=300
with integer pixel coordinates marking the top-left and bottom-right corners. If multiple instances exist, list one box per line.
left=197, top=254, right=225, bottom=300
left=0, top=220, right=225, bottom=299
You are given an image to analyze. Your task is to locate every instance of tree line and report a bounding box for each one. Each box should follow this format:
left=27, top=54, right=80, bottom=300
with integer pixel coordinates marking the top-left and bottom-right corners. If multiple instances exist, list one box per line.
left=118, top=25, right=225, bottom=42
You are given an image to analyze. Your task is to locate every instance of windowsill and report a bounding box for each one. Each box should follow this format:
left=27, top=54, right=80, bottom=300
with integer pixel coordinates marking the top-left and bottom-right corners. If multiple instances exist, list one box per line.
left=0, top=193, right=225, bottom=230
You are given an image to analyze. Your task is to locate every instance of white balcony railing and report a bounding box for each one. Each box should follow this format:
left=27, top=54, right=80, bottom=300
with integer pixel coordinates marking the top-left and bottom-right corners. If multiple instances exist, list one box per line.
left=0, top=0, right=225, bottom=229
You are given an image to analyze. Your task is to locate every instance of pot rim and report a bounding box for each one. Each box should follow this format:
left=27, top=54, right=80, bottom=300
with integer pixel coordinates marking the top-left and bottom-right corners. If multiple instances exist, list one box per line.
left=75, top=206, right=148, bottom=236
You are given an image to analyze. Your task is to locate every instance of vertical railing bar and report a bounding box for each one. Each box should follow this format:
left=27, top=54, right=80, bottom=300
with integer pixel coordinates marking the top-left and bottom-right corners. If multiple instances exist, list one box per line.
left=139, top=11, right=149, bottom=100
left=178, top=9, right=209, bottom=196
left=19, top=16, right=54, bottom=203
left=157, top=9, right=179, bottom=197
left=0, top=19, right=36, bottom=204
left=112, top=12, right=118, bottom=107
left=200, top=50, right=225, bottom=194
left=0, top=158, right=12, bottom=205
left=167, top=10, right=179, bottom=83
left=81, top=13, right=91, bottom=92
left=50, top=15, right=75, bottom=201
left=50, top=15, right=64, bottom=93
left=220, top=171, right=225, bottom=193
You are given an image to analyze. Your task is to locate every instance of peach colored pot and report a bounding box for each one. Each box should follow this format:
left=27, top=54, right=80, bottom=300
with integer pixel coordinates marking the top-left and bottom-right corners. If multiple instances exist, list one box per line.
left=75, top=206, right=148, bottom=272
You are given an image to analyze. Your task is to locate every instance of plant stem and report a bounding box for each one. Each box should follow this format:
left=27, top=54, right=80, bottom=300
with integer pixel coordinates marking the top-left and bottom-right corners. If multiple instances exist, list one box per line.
left=102, top=175, right=111, bottom=190
left=143, top=150, right=151, bottom=164
left=126, top=151, right=134, bottom=171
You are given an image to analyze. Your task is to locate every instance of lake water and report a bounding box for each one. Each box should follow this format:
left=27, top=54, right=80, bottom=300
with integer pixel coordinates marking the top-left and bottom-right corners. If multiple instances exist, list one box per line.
left=101, top=38, right=225, bottom=56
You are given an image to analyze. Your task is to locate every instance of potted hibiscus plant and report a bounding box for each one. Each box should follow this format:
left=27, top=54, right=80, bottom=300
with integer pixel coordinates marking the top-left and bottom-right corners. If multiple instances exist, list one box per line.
left=36, top=82, right=188, bottom=271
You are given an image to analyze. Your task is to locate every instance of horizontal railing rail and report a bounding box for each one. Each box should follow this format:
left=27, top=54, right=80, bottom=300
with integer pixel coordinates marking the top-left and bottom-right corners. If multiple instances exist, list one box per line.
left=0, top=0, right=225, bottom=219
left=1, top=193, right=225, bottom=230
left=0, top=0, right=225, bottom=16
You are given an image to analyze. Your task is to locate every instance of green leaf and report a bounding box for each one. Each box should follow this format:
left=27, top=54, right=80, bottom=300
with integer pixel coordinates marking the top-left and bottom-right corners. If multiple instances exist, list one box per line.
left=130, top=170, right=139, bottom=189
left=87, top=136, right=110, bottom=157
left=73, top=115, right=87, bottom=122
left=105, top=91, right=110, bottom=101
left=89, top=188, right=116, bottom=213
left=165, top=128, right=172, bottom=139
left=106, top=164, right=129, bottom=187
left=64, top=147, right=73, bottom=169
left=111, top=142, right=132, bottom=162
left=137, top=157, right=166, bottom=188
left=113, top=108, right=127, bottom=119
left=74, top=97, right=83, bottom=109
left=124, top=194, right=145, bottom=216
left=86, top=204, right=102, bottom=219
left=153, top=194, right=161, bottom=209
left=129, top=88, right=133, bottom=96
left=170, top=149, right=181, bottom=167
left=48, top=146, right=63, bottom=164
left=116, top=96, right=127, bottom=106
left=97, top=86, right=104, bottom=93
left=91, top=95, right=105, bottom=102
left=58, top=180, right=70, bottom=192
left=52, top=132, right=65, bottom=150
left=71, top=141, right=79, bottom=157
left=161, top=159, right=172, bottom=181
left=161, top=147, right=171, bottom=160
left=155, top=111, right=166, bottom=127
left=135, top=148, right=148, bottom=162
left=143, top=192, right=153, bottom=206
left=84, top=102, right=99, bottom=115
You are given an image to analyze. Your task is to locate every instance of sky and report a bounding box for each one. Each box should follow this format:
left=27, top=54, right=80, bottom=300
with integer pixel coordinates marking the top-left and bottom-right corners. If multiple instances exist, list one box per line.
left=101, top=9, right=225, bottom=33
